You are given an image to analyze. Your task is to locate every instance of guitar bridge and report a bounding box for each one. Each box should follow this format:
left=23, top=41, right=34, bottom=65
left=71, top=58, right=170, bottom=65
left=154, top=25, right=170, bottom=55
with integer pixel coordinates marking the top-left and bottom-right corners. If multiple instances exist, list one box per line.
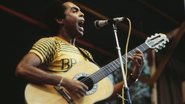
left=54, top=86, right=75, bottom=104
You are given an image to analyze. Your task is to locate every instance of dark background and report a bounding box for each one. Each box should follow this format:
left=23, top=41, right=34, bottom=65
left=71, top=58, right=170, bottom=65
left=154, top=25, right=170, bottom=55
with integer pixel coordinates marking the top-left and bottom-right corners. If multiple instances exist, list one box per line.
left=1, top=0, right=185, bottom=103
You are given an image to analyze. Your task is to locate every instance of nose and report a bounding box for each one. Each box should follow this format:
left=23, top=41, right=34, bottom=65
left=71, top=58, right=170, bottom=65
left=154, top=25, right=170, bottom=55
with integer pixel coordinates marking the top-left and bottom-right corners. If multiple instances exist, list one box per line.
left=79, top=11, right=84, bottom=17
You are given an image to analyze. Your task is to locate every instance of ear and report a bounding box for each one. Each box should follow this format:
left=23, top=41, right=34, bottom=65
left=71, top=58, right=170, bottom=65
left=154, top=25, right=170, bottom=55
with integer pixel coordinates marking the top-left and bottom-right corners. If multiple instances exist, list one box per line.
left=56, top=18, right=64, bottom=24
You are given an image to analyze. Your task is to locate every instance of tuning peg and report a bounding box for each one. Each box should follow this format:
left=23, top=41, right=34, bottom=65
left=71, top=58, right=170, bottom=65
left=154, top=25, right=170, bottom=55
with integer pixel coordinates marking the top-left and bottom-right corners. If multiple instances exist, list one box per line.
left=151, top=35, right=155, bottom=38
left=155, top=49, right=158, bottom=52
left=153, top=33, right=157, bottom=36
left=162, top=43, right=167, bottom=47
left=167, top=39, right=170, bottom=42
left=158, top=46, right=162, bottom=50
left=162, top=45, right=166, bottom=48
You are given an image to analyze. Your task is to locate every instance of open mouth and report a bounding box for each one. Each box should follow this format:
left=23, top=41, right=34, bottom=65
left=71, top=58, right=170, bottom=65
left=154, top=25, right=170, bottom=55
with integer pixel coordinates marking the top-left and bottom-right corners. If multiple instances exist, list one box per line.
left=78, top=20, right=84, bottom=32
left=78, top=20, right=84, bottom=27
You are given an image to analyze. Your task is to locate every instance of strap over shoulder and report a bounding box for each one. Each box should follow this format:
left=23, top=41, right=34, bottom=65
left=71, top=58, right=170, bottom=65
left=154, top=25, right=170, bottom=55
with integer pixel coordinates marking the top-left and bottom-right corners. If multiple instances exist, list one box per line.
left=77, top=47, right=99, bottom=66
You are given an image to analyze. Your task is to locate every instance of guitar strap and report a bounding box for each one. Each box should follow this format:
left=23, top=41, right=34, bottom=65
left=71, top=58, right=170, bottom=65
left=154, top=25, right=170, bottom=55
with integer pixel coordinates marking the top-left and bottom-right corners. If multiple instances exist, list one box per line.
left=77, top=47, right=99, bottom=66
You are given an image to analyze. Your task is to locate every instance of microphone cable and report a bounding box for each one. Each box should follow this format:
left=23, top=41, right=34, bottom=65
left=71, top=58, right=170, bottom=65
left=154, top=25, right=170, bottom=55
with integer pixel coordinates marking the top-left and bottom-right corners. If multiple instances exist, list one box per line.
left=121, top=17, right=132, bottom=104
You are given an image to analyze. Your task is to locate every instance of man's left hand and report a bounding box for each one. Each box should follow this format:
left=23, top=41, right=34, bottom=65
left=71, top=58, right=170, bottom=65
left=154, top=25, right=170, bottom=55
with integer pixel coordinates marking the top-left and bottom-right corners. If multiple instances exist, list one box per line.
left=128, top=49, right=144, bottom=81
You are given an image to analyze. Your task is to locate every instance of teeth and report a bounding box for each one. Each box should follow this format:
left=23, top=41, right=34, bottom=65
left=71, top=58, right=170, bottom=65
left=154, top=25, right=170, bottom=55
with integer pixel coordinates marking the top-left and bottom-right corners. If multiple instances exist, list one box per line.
left=79, top=20, right=84, bottom=27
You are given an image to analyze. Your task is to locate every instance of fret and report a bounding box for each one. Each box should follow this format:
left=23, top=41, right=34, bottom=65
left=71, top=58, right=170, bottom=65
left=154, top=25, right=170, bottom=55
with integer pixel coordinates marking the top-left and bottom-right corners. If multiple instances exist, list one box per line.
left=90, top=43, right=150, bottom=83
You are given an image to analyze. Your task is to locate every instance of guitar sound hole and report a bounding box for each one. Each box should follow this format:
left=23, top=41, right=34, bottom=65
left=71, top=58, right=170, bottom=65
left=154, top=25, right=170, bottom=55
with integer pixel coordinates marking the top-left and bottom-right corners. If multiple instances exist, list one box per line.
left=78, top=77, right=94, bottom=91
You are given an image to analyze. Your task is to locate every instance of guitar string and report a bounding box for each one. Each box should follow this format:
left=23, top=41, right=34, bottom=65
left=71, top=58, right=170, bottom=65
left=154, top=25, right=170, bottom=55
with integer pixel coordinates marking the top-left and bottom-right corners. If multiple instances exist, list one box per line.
left=80, top=33, right=168, bottom=84
left=80, top=34, right=168, bottom=90
left=80, top=43, right=148, bottom=84
left=89, top=43, right=148, bottom=83
left=81, top=43, right=148, bottom=84
left=80, top=43, right=148, bottom=85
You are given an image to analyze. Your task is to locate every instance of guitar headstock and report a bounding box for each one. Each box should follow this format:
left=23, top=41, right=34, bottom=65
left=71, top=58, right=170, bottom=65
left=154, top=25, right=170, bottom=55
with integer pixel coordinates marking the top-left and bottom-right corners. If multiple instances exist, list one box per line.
left=145, top=33, right=169, bottom=52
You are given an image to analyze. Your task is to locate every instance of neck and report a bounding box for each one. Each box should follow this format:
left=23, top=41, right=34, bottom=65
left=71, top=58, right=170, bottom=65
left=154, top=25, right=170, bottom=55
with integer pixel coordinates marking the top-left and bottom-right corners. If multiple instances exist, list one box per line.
left=70, top=38, right=76, bottom=45
left=58, top=27, right=80, bottom=45
left=57, top=32, right=76, bottom=46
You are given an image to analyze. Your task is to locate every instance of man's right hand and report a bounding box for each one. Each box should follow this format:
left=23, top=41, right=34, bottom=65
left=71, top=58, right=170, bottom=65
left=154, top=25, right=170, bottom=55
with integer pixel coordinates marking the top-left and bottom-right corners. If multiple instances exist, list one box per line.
left=62, top=78, right=89, bottom=98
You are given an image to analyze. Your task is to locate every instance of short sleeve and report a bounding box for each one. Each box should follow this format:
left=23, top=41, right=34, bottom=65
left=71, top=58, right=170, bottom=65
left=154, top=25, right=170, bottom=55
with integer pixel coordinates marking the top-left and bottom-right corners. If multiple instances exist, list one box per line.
left=29, top=37, right=57, bottom=64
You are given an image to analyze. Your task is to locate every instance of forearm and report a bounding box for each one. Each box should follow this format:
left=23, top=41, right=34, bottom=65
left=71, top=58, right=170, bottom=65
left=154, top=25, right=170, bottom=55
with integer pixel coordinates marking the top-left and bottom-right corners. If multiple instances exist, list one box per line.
left=15, top=53, right=64, bottom=86
left=16, top=64, right=61, bottom=86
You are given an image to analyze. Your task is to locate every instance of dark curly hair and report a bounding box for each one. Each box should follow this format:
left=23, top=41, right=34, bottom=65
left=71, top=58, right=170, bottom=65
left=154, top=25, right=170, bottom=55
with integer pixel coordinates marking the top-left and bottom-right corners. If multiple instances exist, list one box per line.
left=44, top=0, right=73, bottom=34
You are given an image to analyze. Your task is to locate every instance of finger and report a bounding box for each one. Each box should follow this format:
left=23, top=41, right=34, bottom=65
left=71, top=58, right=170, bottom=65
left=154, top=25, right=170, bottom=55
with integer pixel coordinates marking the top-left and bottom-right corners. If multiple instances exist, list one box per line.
left=76, top=85, right=87, bottom=96
left=134, top=52, right=143, bottom=56
left=128, top=52, right=143, bottom=61
left=127, top=56, right=133, bottom=61
left=80, top=82, right=89, bottom=91
left=77, top=89, right=86, bottom=97
left=132, top=58, right=140, bottom=66
left=133, top=55, right=143, bottom=61
left=135, top=48, right=143, bottom=54
left=135, top=49, right=144, bottom=56
left=134, top=53, right=143, bottom=59
left=133, top=52, right=144, bottom=61
left=76, top=92, right=83, bottom=98
left=75, top=80, right=88, bottom=91
left=73, top=88, right=85, bottom=98
left=77, top=82, right=88, bottom=95
left=132, top=56, right=143, bottom=66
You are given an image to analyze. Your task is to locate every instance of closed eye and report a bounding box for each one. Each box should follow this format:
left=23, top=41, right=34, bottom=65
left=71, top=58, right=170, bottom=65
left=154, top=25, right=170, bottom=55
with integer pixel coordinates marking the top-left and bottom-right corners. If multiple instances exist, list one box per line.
left=71, top=7, right=79, bottom=13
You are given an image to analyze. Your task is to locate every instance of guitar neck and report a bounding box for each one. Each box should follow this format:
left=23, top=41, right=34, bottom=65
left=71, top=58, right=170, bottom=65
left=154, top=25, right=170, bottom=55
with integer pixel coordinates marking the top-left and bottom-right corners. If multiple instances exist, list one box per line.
left=90, top=42, right=150, bottom=83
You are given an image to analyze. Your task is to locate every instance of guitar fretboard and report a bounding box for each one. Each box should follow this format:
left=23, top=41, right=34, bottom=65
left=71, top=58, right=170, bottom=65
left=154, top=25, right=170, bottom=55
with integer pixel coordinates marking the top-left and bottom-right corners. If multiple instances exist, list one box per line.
left=89, top=42, right=149, bottom=83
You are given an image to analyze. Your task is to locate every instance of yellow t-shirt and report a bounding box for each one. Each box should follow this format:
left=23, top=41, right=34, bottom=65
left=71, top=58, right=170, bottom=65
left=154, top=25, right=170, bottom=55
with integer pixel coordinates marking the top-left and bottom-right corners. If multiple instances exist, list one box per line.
left=29, top=36, right=94, bottom=72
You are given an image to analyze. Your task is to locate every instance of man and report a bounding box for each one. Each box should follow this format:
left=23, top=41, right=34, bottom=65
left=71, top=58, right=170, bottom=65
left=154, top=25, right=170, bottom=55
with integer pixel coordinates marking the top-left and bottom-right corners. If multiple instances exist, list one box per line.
left=16, top=1, right=143, bottom=104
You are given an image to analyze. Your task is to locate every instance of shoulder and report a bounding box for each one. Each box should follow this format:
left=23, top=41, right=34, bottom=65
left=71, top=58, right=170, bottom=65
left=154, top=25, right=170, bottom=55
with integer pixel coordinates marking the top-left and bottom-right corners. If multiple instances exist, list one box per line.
left=36, top=36, right=56, bottom=42
left=33, top=36, right=59, bottom=46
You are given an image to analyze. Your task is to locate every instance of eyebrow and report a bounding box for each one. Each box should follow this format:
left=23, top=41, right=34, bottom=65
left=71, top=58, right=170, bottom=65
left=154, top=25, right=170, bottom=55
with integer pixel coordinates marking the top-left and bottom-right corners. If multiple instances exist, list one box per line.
left=71, top=6, right=80, bottom=11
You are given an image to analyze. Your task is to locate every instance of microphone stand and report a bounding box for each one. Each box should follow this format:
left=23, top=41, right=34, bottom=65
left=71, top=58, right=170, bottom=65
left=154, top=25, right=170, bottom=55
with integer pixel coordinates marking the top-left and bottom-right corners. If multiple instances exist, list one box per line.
left=112, top=23, right=132, bottom=104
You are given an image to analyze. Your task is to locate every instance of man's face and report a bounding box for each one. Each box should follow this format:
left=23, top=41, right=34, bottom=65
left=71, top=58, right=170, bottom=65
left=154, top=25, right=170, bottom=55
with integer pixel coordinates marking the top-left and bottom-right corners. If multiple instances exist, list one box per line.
left=62, top=2, right=85, bottom=37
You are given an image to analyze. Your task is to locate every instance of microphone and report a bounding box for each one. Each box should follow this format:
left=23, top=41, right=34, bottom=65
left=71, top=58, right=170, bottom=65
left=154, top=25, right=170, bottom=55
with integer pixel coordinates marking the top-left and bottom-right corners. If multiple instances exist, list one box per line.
left=94, top=17, right=125, bottom=29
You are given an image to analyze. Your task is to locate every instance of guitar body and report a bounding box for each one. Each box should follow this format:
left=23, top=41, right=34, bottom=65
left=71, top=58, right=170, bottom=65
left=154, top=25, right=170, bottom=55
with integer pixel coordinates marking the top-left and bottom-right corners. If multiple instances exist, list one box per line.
left=25, top=33, right=169, bottom=104
left=25, top=61, right=114, bottom=104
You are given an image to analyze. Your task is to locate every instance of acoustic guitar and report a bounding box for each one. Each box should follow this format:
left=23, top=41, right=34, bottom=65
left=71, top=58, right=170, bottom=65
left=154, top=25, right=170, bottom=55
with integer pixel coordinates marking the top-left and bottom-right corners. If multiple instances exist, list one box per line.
left=25, top=33, right=169, bottom=104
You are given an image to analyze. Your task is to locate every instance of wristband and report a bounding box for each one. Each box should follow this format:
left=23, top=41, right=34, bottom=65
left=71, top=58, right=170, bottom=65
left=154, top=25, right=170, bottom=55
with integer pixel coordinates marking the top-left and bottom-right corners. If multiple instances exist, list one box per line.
left=57, top=77, right=64, bottom=87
